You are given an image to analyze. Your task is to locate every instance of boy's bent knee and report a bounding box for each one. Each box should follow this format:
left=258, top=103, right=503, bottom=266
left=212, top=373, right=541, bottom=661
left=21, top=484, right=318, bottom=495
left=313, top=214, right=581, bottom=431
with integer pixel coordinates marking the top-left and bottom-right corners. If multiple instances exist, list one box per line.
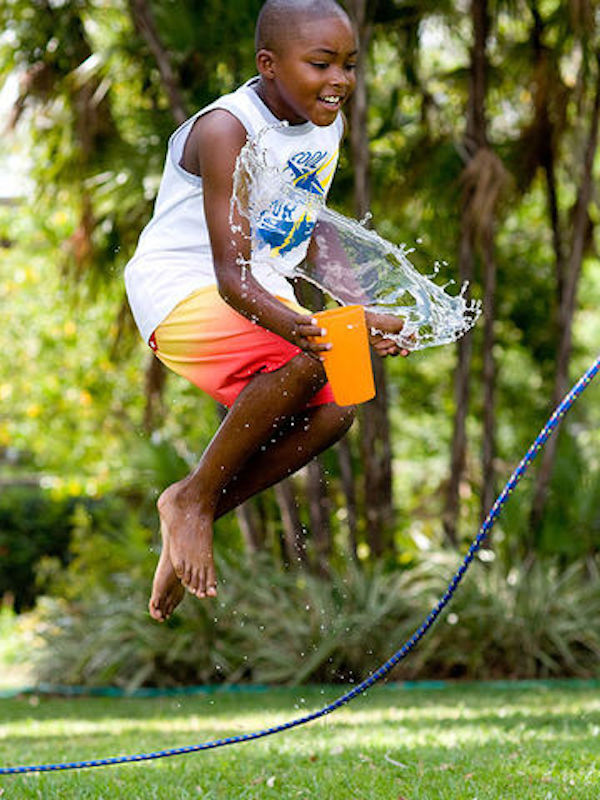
left=317, top=401, right=356, bottom=436
left=334, top=404, right=356, bottom=433
left=289, top=352, right=327, bottom=392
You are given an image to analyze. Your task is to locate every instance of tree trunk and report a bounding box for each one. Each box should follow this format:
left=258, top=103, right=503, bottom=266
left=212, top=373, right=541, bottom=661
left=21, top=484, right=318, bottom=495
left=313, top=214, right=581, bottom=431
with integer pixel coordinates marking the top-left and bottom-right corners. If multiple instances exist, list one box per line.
left=128, top=0, right=188, bottom=125
left=443, top=230, right=475, bottom=546
left=444, top=0, right=490, bottom=543
left=347, top=0, right=395, bottom=558
left=307, top=458, right=332, bottom=575
left=336, top=436, right=359, bottom=561
left=291, top=277, right=335, bottom=569
left=359, top=365, right=394, bottom=556
left=143, top=355, right=167, bottom=433
left=274, top=479, right=309, bottom=567
left=128, top=0, right=191, bottom=428
left=480, top=224, right=497, bottom=519
left=235, top=500, right=264, bottom=555
left=530, top=54, right=600, bottom=532
left=215, top=404, right=265, bottom=552
left=528, top=3, right=566, bottom=321
left=347, top=0, right=371, bottom=217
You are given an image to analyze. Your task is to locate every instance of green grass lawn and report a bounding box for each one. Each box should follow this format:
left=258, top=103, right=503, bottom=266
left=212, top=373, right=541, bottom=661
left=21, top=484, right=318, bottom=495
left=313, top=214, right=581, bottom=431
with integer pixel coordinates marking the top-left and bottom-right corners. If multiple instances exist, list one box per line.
left=0, top=682, right=599, bottom=798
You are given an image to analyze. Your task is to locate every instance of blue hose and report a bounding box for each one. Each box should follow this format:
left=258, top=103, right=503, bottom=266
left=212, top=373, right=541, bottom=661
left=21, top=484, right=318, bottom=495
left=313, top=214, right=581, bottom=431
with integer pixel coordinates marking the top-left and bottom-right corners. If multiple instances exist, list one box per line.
left=1, top=353, right=598, bottom=775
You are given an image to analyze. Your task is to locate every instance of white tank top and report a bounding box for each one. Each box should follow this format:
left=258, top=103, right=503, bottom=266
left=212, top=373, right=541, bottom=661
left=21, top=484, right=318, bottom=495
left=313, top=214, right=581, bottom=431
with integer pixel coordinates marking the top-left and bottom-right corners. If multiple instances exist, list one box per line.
left=125, top=77, right=344, bottom=343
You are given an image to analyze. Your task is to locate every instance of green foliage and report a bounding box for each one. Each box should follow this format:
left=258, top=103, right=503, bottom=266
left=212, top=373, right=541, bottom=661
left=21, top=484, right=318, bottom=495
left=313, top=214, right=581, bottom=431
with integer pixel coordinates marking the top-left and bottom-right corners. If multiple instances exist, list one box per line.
left=28, top=545, right=600, bottom=689
left=2, top=0, right=599, bottom=542
left=0, top=485, right=153, bottom=612
left=538, top=433, right=600, bottom=560
left=0, top=605, right=27, bottom=670
left=414, top=552, right=600, bottom=680
left=0, top=487, right=73, bottom=612
left=2, top=0, right=600, bottom=692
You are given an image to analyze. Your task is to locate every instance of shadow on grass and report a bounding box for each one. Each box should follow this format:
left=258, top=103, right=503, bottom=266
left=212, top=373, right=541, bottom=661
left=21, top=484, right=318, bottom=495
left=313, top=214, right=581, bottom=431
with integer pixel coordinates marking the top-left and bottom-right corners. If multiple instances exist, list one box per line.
left=1, top=684, right=600, bottom=798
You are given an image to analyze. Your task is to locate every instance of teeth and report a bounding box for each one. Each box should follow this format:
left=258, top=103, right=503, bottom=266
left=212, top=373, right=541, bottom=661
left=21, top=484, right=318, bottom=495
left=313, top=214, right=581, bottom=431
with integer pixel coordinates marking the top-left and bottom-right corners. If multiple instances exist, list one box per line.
left=321, top=96, right=340, bottom=104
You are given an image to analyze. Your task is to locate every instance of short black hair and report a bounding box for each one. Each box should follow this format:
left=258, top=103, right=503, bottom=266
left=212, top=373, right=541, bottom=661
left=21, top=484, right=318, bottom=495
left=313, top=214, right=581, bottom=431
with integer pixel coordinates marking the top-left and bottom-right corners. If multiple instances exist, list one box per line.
left=255, top=0, right=350, bottom=52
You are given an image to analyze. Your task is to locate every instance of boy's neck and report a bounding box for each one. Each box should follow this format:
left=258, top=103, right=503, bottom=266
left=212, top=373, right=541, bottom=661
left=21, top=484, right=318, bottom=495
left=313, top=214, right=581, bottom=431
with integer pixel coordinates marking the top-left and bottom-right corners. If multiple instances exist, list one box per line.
left=253, top=78, right=307, bottom=127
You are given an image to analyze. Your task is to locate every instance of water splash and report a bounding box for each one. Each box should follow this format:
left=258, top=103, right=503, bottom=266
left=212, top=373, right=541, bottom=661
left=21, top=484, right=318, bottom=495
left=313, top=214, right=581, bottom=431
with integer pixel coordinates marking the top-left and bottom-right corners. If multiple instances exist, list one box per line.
left=232, top=127, right=481, bottom=351
left=301, top=210, right=481, bottom=350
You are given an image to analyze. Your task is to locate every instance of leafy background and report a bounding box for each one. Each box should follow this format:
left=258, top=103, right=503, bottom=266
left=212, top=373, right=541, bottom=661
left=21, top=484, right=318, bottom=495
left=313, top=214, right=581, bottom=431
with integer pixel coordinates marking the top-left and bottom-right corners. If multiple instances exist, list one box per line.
left=1, top=0, right=600, bottom=688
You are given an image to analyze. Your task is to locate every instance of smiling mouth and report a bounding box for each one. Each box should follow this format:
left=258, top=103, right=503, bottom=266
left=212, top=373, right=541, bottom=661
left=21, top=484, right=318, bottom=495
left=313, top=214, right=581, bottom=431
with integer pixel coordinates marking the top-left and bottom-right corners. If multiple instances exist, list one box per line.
left=319, top=95, right=343, bottom=107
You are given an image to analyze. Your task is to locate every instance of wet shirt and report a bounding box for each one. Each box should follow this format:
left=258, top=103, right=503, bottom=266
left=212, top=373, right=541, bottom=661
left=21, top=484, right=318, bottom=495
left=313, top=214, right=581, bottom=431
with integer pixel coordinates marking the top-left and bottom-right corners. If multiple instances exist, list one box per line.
left=125, top=78, right=344, bottom=343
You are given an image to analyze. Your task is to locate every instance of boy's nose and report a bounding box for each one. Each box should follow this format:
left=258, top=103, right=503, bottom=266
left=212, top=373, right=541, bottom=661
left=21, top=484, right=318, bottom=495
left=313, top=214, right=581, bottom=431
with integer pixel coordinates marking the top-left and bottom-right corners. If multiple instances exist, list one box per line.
left=330, top=65, right=351, bottom=90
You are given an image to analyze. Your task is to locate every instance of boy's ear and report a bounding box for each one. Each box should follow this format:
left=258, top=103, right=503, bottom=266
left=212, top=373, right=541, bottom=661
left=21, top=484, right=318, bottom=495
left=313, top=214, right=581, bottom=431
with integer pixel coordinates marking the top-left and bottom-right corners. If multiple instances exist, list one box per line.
left=256, top=48, right=276, bottom=78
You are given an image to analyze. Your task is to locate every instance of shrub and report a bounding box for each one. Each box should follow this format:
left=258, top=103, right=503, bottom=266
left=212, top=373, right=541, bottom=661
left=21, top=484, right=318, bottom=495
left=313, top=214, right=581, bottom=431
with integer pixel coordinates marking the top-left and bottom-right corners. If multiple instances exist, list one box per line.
left=0, top=486, right=154, bottom=611
left=0, top=486, right=73, bottom=611
left=27, top=544, right=600, bottom=689
left=409, top=552, right=600, bottom=679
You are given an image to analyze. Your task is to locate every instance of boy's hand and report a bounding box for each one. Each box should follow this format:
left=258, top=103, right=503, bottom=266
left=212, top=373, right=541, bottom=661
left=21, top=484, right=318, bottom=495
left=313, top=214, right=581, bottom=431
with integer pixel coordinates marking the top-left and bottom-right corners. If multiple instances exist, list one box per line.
left=364, top=311, right=411, bottom=358
left=288, top=313, right=332, bottom=356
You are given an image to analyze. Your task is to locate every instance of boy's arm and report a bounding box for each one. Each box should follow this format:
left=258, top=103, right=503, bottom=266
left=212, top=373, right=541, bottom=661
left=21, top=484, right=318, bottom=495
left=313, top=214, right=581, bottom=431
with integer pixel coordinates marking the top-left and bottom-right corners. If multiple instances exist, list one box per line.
left=305, top=219, right=409, bottom=357
left=190, top=110, right=328, bottom=357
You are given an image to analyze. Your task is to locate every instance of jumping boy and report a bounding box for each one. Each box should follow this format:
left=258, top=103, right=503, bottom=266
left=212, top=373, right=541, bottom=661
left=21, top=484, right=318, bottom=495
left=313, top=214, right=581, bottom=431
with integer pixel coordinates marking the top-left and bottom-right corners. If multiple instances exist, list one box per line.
left=125, top=0, right=406, bottom=621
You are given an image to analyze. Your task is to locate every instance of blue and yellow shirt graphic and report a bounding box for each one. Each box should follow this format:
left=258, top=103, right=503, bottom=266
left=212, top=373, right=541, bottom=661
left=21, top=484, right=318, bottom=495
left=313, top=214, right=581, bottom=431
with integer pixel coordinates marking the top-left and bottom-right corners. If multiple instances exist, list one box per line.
left=255, top=148, right=338, bottom=257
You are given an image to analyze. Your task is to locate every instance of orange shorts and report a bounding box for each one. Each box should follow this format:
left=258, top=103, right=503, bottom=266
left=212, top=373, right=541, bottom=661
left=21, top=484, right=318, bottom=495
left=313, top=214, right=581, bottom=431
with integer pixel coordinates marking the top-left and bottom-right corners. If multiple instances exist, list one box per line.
left=149, top=286, right=335, bottom=408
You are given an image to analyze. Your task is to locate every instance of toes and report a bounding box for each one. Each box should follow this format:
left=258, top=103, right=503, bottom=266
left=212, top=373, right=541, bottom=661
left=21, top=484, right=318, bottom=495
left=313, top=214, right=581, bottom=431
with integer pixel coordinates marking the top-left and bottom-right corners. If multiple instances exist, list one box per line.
left=196, top=562, right=217, bottom=598
left=195, top=567, right=207, bottom=598
left=173, top=559, right=185, bottom=579
left=188, top=570, right=202, bottom=597
left=148, top=601, right=165, bottom=622
left=175, top=559, right=216, bottom=599
left=206, top=563, right=217, bottom=597
left=181, top=564, right=194, bottom=589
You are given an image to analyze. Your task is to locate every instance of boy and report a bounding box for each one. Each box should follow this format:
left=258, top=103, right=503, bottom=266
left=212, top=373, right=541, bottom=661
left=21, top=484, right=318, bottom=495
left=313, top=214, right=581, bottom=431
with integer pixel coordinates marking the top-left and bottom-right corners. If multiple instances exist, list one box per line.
left=125, top=0, right=405, bottom=621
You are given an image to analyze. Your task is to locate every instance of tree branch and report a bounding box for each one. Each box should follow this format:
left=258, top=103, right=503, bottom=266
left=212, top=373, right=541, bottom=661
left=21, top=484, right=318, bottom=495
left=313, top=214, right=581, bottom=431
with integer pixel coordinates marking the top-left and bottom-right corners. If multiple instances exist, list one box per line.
left=129, top=0, right=189, bottom=125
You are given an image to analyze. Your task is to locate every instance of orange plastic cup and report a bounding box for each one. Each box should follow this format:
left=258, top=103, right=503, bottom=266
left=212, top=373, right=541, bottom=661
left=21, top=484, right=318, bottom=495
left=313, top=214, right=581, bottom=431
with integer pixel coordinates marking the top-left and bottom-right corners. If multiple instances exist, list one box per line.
left=313, top=305, right=375, bottom=406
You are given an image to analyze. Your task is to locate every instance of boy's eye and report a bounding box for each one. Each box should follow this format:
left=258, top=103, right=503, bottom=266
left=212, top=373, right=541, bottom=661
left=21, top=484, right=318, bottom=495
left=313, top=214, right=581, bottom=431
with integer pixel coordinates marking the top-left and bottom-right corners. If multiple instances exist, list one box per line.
left=310, top=62, right=330, bottom=70
left=346, top=63, right=357, bottom=71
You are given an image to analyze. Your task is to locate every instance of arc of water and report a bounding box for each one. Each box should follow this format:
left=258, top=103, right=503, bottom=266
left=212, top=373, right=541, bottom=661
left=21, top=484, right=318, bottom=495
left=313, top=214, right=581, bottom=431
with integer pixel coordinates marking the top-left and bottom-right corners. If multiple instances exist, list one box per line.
left=232, top=129, right=481, bottom=350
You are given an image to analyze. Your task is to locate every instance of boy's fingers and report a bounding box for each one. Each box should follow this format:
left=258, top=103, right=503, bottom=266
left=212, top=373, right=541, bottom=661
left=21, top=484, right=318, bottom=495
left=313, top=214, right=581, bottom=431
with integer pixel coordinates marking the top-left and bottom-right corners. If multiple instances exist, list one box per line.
left=371, top=336, right=411, bottom=358
left=296, top=318, right=326, bottom=337
left=295, top=318, right=332, bottom=352
left=366, top=311, right=405, bottom=334
left=304, top=339, right=331, bottom=356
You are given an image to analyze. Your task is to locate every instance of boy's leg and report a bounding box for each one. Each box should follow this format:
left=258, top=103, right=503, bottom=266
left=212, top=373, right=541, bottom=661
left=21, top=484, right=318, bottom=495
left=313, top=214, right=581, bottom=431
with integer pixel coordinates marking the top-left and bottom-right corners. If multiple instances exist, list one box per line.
left=215, top=402, right=355, bottom=514
left=149, top=390, right=355, bottom=620
left=157, top=352, right=328, bottom=598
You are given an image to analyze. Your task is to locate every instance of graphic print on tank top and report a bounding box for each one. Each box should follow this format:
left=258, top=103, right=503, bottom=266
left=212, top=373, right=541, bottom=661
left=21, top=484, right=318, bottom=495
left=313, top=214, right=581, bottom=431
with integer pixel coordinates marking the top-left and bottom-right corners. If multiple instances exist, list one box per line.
left=255, top=148, right=338, bottom=257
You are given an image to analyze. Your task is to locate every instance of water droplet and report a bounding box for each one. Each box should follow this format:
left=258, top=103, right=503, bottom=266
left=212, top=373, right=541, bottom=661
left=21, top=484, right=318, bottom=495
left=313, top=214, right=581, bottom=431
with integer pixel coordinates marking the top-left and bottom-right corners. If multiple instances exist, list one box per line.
left=229, top=125, right=480, bottom=352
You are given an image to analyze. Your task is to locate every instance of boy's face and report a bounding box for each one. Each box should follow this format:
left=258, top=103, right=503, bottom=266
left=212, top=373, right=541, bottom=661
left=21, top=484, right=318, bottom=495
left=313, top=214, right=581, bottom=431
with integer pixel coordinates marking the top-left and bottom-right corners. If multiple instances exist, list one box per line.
left=257, top=14, right=358, bottom=126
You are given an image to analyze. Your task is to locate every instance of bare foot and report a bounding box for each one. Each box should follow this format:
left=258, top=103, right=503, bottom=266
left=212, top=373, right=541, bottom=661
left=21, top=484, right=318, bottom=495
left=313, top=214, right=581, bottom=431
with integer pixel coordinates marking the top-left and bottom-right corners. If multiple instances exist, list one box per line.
left=157, top=483, right=218, bottom=599
left=148, top=521, right=185, bottom=621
